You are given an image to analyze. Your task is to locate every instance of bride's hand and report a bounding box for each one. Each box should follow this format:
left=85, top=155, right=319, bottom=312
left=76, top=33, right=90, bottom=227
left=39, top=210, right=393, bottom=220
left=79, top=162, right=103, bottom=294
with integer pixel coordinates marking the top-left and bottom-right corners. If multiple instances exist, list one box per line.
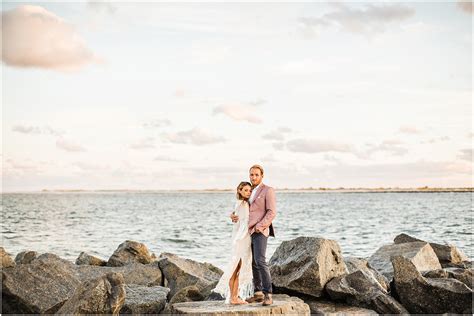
left=230, top=213, right=239, bottom=222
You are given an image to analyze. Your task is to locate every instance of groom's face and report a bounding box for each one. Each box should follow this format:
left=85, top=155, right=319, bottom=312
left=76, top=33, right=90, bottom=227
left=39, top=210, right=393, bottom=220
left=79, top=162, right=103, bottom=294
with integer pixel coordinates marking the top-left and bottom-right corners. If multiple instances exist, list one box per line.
left=249, top=168, right=263, bottom=187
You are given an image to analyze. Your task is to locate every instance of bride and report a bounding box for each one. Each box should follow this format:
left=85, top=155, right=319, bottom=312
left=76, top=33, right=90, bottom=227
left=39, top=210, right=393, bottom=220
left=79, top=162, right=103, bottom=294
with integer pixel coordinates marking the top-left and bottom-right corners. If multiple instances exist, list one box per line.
left=212, top=181, right=254, bottom=305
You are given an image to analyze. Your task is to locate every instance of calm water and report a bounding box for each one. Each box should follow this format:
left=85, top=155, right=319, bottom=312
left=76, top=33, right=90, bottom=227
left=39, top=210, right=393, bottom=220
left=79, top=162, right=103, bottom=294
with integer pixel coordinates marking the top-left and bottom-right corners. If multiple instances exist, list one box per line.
left=1, top=192, right=472, bottom=268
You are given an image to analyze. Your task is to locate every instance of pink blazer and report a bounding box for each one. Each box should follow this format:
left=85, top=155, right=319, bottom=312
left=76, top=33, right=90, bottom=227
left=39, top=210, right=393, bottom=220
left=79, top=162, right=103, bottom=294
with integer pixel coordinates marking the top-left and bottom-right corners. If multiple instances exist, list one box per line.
left=248, top=183, right=276, bottom=237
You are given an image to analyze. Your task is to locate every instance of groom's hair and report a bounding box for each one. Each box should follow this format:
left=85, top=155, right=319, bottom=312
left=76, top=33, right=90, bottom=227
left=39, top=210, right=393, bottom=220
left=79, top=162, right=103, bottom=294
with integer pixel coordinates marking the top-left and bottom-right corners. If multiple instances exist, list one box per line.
left=249, top=164, right=264, bottom=175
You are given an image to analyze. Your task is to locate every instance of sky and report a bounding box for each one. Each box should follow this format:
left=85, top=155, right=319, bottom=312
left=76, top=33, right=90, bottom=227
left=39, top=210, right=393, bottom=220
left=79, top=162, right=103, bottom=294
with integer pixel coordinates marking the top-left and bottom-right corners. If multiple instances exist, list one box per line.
left=1, top=0, right=473, bottom=191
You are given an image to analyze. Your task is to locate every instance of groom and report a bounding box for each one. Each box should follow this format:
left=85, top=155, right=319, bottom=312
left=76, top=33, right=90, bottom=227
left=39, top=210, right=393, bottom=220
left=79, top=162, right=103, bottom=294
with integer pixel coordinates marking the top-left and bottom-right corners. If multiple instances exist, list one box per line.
left=230, top=164, right=276, bottom=306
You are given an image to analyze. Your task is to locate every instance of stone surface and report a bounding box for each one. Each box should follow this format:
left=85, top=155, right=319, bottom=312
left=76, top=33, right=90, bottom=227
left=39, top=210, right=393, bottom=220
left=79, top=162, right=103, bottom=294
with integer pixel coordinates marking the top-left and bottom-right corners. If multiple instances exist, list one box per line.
left=344, top=256, right=390, bottom=291
left=120, top=284, right=169, bottom=314
left=107, top=240, right=156, bottom=267
left=325, top=269, right=407, bottom=314
left=304, top=298, right=378, bottom=315
left=56, top=272, right=125, bottom=315
left=269, top=237, right=346, bottom=297
left=368, top=241, right=441, bottom=279
left=2, top=253, right=81, bottom=314
left=14, top=250, right=38, bottom=265
left=169, top=294, right=310, bottom=315
left=158, top=252, right=223, bottom=299
left=1, top=247, right=15, bottom=268
left=392, top=255, right=472, bottom=314
left=394, top=233, right=469, bottom=264
left=423, top=267, right=473, bottom=289
left=76, top=251, right=107, bottom=266
left=162, top=285, right=204, bottom=314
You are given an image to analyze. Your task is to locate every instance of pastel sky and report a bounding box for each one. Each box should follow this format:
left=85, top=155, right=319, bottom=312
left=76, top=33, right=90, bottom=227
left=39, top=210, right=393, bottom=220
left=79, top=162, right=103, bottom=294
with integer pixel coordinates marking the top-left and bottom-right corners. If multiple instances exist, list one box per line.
left=1, top=1, right=473, bottom=191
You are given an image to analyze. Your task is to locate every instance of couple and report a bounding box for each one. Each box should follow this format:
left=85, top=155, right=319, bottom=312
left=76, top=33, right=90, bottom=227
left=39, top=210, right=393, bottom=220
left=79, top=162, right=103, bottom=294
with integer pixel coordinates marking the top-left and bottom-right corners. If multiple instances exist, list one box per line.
left=212, top=164, right=276, bottom=306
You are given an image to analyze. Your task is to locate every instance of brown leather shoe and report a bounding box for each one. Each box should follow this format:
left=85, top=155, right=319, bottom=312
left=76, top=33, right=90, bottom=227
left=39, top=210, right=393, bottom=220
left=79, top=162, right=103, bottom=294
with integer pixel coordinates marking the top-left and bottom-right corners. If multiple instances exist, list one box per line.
left=245, top=291, right=264, bottom=303
left=262, top=293, right=273, bottom=306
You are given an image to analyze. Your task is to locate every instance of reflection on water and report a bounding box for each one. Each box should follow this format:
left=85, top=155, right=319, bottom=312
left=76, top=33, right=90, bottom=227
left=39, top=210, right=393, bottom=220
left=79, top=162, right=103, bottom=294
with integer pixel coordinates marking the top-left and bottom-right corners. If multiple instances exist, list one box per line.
left=1, top=192, right=472, bottom=268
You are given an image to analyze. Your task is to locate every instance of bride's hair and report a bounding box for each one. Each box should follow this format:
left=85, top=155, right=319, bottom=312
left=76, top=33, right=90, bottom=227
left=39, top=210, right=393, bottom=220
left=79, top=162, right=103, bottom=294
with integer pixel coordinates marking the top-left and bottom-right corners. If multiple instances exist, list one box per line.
left=236, top=181, right=252, bottom=200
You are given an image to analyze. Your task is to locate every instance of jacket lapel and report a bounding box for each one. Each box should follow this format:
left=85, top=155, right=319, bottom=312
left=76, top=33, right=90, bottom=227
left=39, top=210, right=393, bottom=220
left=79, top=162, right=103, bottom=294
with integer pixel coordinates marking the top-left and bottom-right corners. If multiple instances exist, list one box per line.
left=251, top=183, right=266, bottom=206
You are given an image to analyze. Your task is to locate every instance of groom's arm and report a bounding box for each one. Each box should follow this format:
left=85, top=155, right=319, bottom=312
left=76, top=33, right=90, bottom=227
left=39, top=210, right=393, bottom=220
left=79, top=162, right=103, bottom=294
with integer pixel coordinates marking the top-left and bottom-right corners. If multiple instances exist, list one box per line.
left=256, top=187, right=276, bottom=230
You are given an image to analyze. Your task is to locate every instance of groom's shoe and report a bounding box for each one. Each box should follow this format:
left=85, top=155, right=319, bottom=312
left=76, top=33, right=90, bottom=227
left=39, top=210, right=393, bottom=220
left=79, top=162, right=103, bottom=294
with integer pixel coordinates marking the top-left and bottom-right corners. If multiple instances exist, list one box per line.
left=262, top=293, right=273, bottom=306
left=245, top=291, right=264, bottom=303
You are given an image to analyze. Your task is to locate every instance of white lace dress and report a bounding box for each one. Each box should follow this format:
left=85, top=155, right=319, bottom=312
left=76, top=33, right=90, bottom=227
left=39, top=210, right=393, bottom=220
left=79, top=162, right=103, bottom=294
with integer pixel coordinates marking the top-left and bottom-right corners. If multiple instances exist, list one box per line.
left=212, top=199, right=254, bottom=303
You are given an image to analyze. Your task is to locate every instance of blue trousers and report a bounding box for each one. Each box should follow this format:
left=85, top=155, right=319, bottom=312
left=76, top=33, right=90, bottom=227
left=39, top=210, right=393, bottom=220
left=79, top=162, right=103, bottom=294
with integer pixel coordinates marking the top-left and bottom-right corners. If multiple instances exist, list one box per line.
left=251, top=232, right=273, bottom=294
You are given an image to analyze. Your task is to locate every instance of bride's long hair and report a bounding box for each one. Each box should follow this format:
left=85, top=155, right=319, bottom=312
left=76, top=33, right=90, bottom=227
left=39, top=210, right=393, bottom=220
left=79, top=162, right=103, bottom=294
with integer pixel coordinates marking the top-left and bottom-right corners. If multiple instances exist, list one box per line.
left=236, top=181, right=252, bottom=200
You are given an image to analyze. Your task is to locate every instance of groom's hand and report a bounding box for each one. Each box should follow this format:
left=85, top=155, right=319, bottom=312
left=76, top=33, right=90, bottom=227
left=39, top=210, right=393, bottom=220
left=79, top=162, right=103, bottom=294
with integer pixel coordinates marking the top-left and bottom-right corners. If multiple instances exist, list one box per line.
left=230, top=213, right=239, bottom=222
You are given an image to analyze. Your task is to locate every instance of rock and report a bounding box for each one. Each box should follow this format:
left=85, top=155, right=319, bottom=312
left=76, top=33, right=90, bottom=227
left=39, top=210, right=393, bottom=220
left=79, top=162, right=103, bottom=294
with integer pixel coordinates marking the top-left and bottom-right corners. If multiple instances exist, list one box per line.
left=56, top=272, right=125, bottom=315
left=15, top=251, right=38, bottom=264
left=394, top=233, right=468, bottom=264
left=442, top=260, right=473, bottom=269
left=423, top=267, right=473, bottom=289
left=392, top=255, right=473, bottom=314
left=76, top=252, right=107, bottom=266
left=2, top=253, right=81, bottom=313
left=162, top=285, right=204, bottom=314
left=157, top=252, right=222, bottom=299
left=120, top=284, right=169, bottom=314
left=304, top=298, right=378, bottom=315
left=325, top=269, right=408, bottom=314
left=75, top=261, right=163, bottom=286
left=344, top=256, right=390, bottom=291
left=1, top=247, right=15, bottom=268
left=269, top=237, right=346, bottom=297
left=107, top=240, right=156, bottom=267
left=368, top=241, right=441, bottom=279
left=169, top=294, right=310, bottom=315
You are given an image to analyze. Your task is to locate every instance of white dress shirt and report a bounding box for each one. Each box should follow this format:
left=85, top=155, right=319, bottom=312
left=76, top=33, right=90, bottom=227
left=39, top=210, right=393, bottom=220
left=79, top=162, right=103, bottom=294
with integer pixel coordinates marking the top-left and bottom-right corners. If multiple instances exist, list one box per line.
left=249, top=183, right=262, bottom=204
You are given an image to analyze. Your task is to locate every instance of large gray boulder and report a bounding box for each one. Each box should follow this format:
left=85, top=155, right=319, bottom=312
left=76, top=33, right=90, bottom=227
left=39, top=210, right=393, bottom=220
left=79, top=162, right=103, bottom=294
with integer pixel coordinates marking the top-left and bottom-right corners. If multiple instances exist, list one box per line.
left=423, top=267, right=473, bottom=289
left=56, top=272, right=125, bottom=315
left=161, top=285, right=205, bottom=314
left=120, top=284, right=169, bottom=314
left=15, top=250, right=38, bottom=264
left=157, top=252, right=223, bottom=299
left=325, top=269, right=407, bottom=314
left=303, top=298, right=378, bottom=315
left=107, top=240, right=156, bottom=267
left=394, top=233, right=469, bottom=265
left=76, top=252, right=107, bottom=266
left=344, top=256, right=390, bottom=291
left=269, top=237, right=347, bottom=297
left=392, top=255, right=472, bottom=314
left=2, top=253, right=81, bottom=314
left=1, top=247, right=15, bottom=268
left=368, top=241, right=441, bottom=279
left=169, top=294, right=310, bottom=315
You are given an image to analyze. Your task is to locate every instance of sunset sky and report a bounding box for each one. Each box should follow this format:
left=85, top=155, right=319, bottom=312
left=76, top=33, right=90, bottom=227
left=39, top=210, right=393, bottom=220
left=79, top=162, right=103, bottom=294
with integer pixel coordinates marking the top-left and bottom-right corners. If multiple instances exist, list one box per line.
left=2, top=1, right=473, bottom=191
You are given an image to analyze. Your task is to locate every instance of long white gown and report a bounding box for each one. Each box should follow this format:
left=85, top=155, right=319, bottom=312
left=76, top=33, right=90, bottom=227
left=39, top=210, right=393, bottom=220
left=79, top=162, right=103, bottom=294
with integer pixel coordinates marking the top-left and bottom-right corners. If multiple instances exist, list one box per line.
left=212, top=199, right=254, bottom=304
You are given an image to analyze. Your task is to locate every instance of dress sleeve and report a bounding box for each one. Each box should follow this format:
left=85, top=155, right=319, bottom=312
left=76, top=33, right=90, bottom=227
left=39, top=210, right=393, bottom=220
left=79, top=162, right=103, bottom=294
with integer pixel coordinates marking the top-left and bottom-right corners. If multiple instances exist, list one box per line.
left=232, top=201, right=249, bottom=244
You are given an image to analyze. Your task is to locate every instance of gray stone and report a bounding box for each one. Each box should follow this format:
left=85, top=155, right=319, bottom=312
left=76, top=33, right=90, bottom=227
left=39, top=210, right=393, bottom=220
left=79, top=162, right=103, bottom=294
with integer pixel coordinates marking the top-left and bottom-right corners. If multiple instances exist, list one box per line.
left=304, top=298, right=378, bottom=315
left=423, top=267, right=473, bottom=289
left=344, top=256, right=390, bottom=291
left=1, top=247, right=15, bottom=268
left=169, top=294, right=310, bottom=315
left=325, top=269, right=407, bottom=314
left=120, top=284, right=169, bottom=314
left=269, top=237, right=346, bottom=297
left=392, top=255, right=472, bottom=314
left=76, top=252, right=107, bottom=266
left=15, top=250, right=38, bottom=264
left=157, top=252, right=222, bottom=299
left=107, top=240, right=156, bottom=267
left=56, top=272, right=125, bottom=315
left=368, top=241, right=441, bottom=279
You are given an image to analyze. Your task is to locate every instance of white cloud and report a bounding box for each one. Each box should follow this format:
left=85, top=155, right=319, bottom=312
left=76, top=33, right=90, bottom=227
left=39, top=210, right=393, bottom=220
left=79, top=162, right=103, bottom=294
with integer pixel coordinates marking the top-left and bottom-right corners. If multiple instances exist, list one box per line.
left=130, top=137, right=156, bottom=150
left=143, top=119, right=172, bottom=129
left=262, top=127, right=293, bottom=141
left=420, top=136, right=451, bottom=144
left=56, top=138, right=86, bottom=152
left=154, top=155, right=183, bottom=162
left=457, top=148, right=472, bottom=162
left=286, top=138, right=354, bottom=154
left=1, top=5, right=101, bottom=71
left=365, top=139, right=408, bottom=156
left=162, top=127, right=226, bottom=145
left=398, top=125, right=421, bottom=134
left=213, top=102, right=263, bottom=124
left=298, top=2, right=415, bottom=39
left=73, top=162, right=109, bottom=171
left=12, top=124, right=64, bottom=136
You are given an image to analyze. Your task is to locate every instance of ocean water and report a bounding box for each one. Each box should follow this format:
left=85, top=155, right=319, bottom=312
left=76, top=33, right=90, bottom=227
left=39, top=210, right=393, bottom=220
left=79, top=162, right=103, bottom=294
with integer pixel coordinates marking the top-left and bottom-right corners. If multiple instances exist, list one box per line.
left=1, top=192, right=472, bottom=269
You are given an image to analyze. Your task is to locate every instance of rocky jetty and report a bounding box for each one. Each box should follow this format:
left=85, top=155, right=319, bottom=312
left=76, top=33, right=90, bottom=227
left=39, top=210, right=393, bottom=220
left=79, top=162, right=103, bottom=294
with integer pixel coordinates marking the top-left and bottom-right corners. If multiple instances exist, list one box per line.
left=1, top=233, right=472, bottom=314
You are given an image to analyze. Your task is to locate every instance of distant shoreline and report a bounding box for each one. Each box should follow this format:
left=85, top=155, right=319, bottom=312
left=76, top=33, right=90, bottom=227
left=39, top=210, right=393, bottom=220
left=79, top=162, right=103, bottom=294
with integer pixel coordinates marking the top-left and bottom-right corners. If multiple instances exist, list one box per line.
left=2, top=187, right=473, bottom=194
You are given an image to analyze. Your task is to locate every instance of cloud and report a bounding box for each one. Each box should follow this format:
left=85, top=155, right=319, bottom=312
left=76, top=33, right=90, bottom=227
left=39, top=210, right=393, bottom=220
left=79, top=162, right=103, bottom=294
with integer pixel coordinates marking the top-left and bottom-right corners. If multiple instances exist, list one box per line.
left=5, top=158, right=44, bottom=174
left=162, top=127, right=226, bottom=145
left=87, top=1, right=117, bottom=15
left=213, top=102, right=263, bottom=124
left=261, top=154, right=277, bottom=163
left=56, top=138, right=86, bottom=152
left=286, top=138, right=354, bottom=154
left=420, top=136, right=451, bottom=144
left=73, top=162, right=109, bottom=171
left=154, top=155, right=183, bottom=162
left=12, top=124, right=64, bottom=136
left=365, top=139, right=408, bottom=156
left=143, top=119, right=172, bottom=129
left=262, top=127, right=293, bottom=141
left=298, top=2, right=415, bottom=38
left=273, top=142, right=285, bottom=150
left=1, top=5, right=101, bottom=71
left=398, top=125, right=421, bottom=134
left=130, top=137, right=155, bottom=150
left=457, top=1, right=474, bottom=15
left=457, top=148, right=472, bottom=162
